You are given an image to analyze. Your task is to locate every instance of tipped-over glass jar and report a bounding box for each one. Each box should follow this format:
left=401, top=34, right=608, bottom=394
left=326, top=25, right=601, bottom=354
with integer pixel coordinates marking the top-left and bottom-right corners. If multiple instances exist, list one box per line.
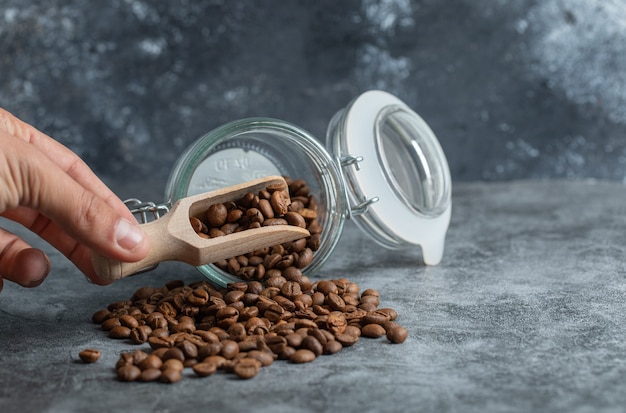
left=161, top=90, right=451, bottom=287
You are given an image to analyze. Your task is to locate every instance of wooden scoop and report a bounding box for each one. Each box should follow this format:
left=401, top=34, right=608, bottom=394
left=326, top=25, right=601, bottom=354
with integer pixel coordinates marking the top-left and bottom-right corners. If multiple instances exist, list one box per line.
left=91, top=176, right=310, bottom=282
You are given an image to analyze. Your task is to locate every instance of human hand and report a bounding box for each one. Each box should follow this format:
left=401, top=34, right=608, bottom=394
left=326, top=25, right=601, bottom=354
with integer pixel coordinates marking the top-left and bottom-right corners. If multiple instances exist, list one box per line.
left=0, top=108, right=149, bottom=292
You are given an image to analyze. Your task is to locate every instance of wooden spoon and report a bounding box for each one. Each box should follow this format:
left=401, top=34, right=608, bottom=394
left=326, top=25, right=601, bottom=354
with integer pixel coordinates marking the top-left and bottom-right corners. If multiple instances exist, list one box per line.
left=90, top=176, right=310, bottom=282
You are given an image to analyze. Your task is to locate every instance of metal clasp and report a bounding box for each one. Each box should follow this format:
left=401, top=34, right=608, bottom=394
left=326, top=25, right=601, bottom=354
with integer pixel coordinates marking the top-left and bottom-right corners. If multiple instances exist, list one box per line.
left=123, top=198, right=170, bottom=274
left=124, top=199, right=170, bottom=224
left=340, top=154, right=379, bottom=217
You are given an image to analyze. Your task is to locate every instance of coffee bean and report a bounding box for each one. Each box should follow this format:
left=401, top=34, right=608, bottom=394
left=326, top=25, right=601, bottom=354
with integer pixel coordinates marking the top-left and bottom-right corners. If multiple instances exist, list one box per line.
left=78, top=349, right=100, bottom=363
left=362, top=310, right=391, bottom=325
left=193, top=361, right=218, bottom=377
left=284, top=211, right=306, bottom=228
left=139, top=368, right=162, bottom=382
left=233, top=358, right=261, bottom=379
left=361, top=324, right=386, bottom=338
left=323, top=340, right=343, bottom=355
left=138, top=354, right=162, bottom=371
left=162, top=347, right=185, bottom=362
left=130, top=325, right=152, bottom=344
left=220, top=340, right=240, bottom=360
left=377, top=308, right=398, bottom=321
left=101, top=317, right=121, bottom=331
left=247, top=350, right=275, bottom=367
left=206, top=203, right=228, bottom=227
left=334, top=332, right=359, bottom=347
left=162, top=358, right=184, bottom=372
left=132, top=349, right=149, bottom=365
left=91, top=309, right=111, bottom=324
left=117, top=365, right=141, bottom=382
left=301, top=336, right=323, bottom=357
left=160, top=368, right=182, bottom=384
left=189, top=216, right=205, bottom=233
left=109, top=325, right=131, bottom=339
left=290, top=349, right=316, bottom=363
left=386, top=326, right=408, bottom=344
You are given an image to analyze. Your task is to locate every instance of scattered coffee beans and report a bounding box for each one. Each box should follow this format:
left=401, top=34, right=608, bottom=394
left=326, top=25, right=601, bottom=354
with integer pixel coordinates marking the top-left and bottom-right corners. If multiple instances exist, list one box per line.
left=91, top=276, right=407, bottom=383
left=190, top=177, right=322, bottom=283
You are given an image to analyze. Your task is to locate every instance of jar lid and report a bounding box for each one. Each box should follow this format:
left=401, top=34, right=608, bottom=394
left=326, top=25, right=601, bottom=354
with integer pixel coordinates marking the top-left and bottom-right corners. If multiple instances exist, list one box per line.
left=328, top=90, right=452, bottom=265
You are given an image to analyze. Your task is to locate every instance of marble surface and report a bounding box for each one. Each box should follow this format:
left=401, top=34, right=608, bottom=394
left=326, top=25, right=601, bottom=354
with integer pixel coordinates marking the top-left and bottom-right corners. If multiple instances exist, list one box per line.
left=1, top=179, right=626, bottom=413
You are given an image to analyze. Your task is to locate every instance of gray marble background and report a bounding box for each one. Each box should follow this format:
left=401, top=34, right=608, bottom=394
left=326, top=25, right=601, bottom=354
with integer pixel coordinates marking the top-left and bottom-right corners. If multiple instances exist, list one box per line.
left=2, top=0, right=626, bottom=187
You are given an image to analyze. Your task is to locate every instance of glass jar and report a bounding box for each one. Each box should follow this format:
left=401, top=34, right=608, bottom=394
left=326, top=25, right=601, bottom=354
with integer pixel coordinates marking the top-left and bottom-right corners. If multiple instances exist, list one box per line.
left=163, top=90, right=451, bottom=287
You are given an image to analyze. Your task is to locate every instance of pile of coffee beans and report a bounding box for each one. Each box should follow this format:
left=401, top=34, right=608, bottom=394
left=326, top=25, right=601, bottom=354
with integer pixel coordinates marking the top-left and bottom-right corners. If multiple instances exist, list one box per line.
left=90, top=277, right=408, bottom=383
left=189, top=177, right=321, bottom=282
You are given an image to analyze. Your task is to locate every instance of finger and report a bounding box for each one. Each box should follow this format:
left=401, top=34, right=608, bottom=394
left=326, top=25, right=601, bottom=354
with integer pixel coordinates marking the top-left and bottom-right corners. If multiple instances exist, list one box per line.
left=0, top=227, right=50, bottom=288
left=0, top=108, right=134, bottom=222
left=2, top=207, right=113, bottom=284
left=1, top=136, right=149, bottom=270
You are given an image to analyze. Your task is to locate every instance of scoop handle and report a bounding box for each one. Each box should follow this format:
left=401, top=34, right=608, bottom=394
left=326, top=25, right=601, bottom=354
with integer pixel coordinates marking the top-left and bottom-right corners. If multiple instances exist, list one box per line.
left=90, top=213, right=183, bottom=282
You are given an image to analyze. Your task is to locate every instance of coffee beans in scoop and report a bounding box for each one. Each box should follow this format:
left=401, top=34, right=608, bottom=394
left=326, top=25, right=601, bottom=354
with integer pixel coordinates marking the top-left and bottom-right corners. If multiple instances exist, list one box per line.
left=189, top=177, right=322, bottom=283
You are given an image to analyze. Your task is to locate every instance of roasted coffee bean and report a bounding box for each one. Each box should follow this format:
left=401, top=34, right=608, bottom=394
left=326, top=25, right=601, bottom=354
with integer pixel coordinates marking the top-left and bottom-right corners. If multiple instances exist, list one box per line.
left=101, top=317, right=121, bottom=331
left=108, top=300, right=131, bottom=311
left=162, top=347, right=185, bottom=362
left=130, top=325, right=152, bottom=344
left=233, top=358, right=261, bottom=379
left=138, top=355, right=163, bottom=371
left=161, top=358, right=184, bottom=373
left=362, top=310, right=391, bottom=325
left=115, top=353, right=133, bottom=370
left=109, top=325, right=131, bottom=339
left=284, top=211, right=306, bottom=228
left=335, top=332, right=360, bottom=347
left=265, top=335, right=288, bottom=355
left=160, top=368, right=182, bottom=384
left=139, top=368, right=162, bottom=382
left=247, top=350, right=275, bottom=367
left=359, top=295, right=380, bottom=307
left=193, top=361, right=218, bottom=377
left=323, top=340, right=343, bottom=355
left=189, top=216, right=205, bottom=233
left=344, top=325, right=362, bottom=338
left=290, top=349, right=316, bottom=363
left=117, top=365, right=141, bottom=382
left=361, top=324, right=386, bottom=338
left=148, top=336, right=173, bottom=349
left=206, top=203, right=228, bottom=227
left=78, top=349, right=101, bottom=363
left=301, top=336, right=323, bottom=357
left=386, top=325, right=408, bottom=344
left=377, top=308, right=398, bottom=321
left=177, top=340, right=199, bottom=359
left=326, top=293, right=346, bottom=312
left=220, top=340, right=240, bottom=359
left=91, top=309, right=111, bottom=324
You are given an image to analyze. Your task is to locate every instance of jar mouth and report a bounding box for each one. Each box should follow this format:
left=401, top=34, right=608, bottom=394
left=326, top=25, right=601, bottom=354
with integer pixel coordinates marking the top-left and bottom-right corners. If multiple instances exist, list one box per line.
left=165, top=118, right=347, bottom=287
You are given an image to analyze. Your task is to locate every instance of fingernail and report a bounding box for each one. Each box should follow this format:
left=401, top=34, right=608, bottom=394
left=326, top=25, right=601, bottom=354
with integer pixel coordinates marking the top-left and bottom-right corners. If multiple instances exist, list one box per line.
left=115, top=219, right=144, bottom=251
left=21, top=249, right=50, bottom=287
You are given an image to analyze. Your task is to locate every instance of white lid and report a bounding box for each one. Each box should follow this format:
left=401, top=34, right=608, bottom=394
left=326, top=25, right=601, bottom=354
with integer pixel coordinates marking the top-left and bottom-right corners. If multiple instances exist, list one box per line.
left=336, top=90, right=452, bottom=265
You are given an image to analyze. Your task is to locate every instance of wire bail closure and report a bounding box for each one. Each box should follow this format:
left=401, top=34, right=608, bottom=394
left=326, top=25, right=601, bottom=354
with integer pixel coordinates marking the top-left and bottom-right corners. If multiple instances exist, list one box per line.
left=124, top=199, right=170, bottom=224
left=340, top=154, right=379, bottom=217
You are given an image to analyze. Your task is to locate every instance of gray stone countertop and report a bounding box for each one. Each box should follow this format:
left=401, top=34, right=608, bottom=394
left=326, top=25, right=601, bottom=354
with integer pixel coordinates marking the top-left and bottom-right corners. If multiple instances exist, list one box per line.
left=1, top=180, right=626, bottom=413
